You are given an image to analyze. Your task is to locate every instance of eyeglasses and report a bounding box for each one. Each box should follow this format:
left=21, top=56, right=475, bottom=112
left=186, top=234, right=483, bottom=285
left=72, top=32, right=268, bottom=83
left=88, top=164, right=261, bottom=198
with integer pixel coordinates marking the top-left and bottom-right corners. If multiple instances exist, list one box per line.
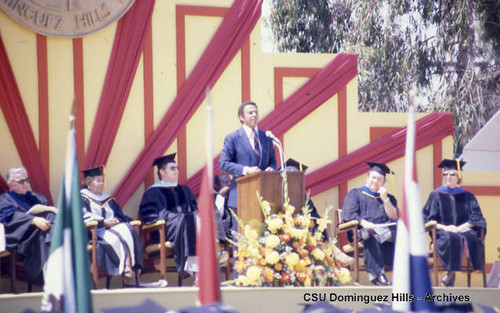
left=442, top=172, right=457, bottom=177
left=13, top=178, right=31, bottom=185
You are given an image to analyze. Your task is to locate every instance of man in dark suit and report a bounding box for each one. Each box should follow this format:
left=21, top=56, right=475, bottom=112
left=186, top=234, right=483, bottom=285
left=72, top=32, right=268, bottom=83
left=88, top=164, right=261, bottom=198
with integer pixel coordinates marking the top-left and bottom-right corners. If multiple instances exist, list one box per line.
left=218, top=101, right=277, bottom=210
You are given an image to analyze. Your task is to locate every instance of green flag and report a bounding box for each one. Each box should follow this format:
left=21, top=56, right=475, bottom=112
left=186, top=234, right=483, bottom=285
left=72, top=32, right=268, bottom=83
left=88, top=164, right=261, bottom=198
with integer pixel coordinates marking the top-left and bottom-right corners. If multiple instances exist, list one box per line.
left=41, top=125, right=93, bottom=313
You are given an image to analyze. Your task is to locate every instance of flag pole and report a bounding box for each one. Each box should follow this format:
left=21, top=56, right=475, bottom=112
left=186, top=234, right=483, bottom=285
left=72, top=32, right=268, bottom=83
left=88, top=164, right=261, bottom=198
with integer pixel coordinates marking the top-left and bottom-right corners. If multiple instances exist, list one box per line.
left=42, top=104, right=94, bottom=313
left=196, top=87, right=221, bottom=305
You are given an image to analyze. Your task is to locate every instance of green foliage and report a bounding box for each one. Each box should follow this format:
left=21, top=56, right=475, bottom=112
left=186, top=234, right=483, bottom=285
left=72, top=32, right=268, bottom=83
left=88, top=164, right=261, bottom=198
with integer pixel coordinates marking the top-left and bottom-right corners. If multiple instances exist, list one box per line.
left=266, top=0, right=500, bottom=156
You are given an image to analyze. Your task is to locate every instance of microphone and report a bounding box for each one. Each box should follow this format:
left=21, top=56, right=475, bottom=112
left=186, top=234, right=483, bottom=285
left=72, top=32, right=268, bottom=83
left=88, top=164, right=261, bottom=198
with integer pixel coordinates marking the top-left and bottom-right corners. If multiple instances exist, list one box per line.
left=265, top=131, right=280, bottom=143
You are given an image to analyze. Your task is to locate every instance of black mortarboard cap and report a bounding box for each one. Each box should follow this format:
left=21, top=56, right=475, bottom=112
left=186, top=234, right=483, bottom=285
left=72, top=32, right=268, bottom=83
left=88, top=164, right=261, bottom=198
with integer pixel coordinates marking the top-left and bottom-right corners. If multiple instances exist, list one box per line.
left=81, top=165, right=104, bottom=178
left=437, top=159, right=466, bottom=171
left=152, top=153, right=176, bottom=168
left=438, top=158, right=466, bottom=179
left=284, top=158, right=308, bottom=171
left=366, top=161, right=394, bottom=176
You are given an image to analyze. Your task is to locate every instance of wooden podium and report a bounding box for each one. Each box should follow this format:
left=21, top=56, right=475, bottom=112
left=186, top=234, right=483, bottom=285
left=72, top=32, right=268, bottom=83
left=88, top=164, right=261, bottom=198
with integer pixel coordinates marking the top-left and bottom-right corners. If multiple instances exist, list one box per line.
left=236, top=171, right=305, bottom=226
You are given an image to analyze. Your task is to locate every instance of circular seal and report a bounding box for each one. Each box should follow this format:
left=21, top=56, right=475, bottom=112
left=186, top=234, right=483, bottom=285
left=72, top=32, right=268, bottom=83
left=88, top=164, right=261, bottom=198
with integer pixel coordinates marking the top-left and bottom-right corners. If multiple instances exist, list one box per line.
left=0, top=0, right=135, bottom=38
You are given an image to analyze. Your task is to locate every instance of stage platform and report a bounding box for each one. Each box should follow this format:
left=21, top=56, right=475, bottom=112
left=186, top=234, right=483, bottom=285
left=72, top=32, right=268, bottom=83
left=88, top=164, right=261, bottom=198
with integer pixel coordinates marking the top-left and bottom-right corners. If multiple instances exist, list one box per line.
left=1, top=272, right=499, bottom=313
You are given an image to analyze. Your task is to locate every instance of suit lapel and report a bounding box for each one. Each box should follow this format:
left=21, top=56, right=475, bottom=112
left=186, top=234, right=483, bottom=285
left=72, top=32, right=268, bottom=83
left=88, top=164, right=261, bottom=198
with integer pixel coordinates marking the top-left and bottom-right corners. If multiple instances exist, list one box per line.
left=238, top=127, right=258, bottom=164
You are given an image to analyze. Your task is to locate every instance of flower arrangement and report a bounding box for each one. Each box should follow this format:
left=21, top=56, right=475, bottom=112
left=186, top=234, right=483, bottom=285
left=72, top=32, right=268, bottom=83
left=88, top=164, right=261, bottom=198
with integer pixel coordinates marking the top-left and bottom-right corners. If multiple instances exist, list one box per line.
left=230, top=193, right=351, bottom=287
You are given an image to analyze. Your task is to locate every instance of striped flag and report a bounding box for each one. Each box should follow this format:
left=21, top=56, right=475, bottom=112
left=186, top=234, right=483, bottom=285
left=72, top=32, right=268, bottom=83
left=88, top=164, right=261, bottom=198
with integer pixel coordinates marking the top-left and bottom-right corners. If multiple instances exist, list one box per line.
left=392, top=105, right=435, bottom=312
left=41, top=119, right=93, bottom=313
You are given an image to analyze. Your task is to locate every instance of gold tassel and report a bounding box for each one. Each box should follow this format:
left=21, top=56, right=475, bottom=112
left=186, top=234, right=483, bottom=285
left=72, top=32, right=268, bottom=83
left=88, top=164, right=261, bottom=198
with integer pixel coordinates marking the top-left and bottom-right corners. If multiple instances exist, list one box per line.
left=456, top=159, right=461, bottom=180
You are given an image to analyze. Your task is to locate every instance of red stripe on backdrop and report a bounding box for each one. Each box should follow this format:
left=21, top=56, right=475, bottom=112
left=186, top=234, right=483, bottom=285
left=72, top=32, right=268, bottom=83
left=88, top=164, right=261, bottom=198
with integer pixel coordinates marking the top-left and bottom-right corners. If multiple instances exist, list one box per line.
left=143, top=25, right=155, bottom=188
left=462, top=186, right=500, bottom=196
left=370, top=127, right=400, bottom=143
left=36, top=35, right=50, bottom=181
left=337, top=86, right=348, bottom=206
left=0, top=34, right=53, bottom=203
left=73, top=38, right=85, bottom=167
left=433, top=142, right=443, bottom=189
left=241, top=39, right=251, bottom=102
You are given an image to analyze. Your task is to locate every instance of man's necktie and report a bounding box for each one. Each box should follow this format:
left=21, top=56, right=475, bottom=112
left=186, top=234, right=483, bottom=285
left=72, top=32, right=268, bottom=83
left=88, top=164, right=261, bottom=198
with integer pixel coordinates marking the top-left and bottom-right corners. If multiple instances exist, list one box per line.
left=253, top=129, right=261, bottom=160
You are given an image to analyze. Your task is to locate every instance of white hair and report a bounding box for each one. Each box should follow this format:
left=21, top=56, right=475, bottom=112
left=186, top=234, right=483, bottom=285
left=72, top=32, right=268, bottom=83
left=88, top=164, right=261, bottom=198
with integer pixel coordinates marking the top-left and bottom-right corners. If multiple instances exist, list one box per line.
left=6, top=167, right=28, bottom=183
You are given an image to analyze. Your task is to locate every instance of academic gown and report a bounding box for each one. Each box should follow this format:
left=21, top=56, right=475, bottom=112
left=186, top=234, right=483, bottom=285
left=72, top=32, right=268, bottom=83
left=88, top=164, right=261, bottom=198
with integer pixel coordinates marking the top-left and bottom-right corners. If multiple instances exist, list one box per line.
left=139, top=185, right=197, bottom=276
left=0, top=190, right=54, bottom=283
left=341, top=187, right=398, bottom=276
left=81, top=189, right=143, bottom=276
left=423, top=186, right=486, bottom=271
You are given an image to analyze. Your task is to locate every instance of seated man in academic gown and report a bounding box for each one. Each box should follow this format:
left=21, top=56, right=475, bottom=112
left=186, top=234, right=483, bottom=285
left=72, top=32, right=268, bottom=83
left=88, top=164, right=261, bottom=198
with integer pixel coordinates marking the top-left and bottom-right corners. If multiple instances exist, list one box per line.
left=341, top=162, right=398, bottom=286
left=423, top=159, right=487, bottom=287
left=139, top=153, right=197, bottom=280
left=214, top=173, right=234, bottom=244
left=0, top=167, right=56, bottom=284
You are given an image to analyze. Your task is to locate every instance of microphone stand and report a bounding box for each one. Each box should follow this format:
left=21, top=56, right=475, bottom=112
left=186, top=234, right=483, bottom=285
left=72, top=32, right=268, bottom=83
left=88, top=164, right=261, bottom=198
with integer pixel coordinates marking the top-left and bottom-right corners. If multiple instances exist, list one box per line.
left=270, top=136, right=287, bottom=207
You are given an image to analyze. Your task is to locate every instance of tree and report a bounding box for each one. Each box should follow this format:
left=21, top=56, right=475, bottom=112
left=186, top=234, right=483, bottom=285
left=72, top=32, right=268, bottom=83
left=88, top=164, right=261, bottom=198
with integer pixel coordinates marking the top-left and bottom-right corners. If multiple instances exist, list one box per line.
left=266, top=0, right=500, bottom=156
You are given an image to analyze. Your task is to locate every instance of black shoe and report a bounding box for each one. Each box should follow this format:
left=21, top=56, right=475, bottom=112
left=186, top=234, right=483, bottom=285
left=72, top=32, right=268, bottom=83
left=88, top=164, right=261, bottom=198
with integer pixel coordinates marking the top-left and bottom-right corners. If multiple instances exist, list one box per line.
left=371, top=273, right=392, bottom=286
left=440, top=271, right=455, bottom=287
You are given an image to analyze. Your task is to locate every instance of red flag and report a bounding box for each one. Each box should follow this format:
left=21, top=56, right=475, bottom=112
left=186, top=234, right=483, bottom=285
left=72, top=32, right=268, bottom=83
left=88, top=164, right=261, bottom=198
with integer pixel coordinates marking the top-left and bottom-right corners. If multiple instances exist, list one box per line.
left=196, top=163, right=221, bottom=305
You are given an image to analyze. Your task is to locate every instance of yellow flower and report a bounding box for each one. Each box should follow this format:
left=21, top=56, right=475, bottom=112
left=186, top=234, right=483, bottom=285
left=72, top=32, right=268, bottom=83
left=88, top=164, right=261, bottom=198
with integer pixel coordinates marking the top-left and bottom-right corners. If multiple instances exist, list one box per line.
left=244, top=225, right=259, bottom=241
left=336, top=267, right=351, bottom=284
left=300, top=257, right=311, bottom=267
left=261, top=200, right=272, bottom=216
left=265, top=235, right=280, bottom=248
left=289, top=227, right=309, bottom=240
left=307, top=236, right=317, bottom=247
left=265, top=250, right=280, bottom=265
left=294, top=215, right=311, bottom=227
left=262, top=267, right=275, bottom=282
left=267, top=217, right=284, bottom=233
left=316, top=218, right=331, bottom=232
left=246, top=266, right=261, bottom=285
left=249, top=247, right=260, bottom=259
left=285, top=252, right=300, bottom=268
left=234, top=260, right=247, bottom=274
left=283, top=203, right=295, bottom=217
left=296, top=271, right=307, bottom=283
left=312, top=248, right=325, bottom=261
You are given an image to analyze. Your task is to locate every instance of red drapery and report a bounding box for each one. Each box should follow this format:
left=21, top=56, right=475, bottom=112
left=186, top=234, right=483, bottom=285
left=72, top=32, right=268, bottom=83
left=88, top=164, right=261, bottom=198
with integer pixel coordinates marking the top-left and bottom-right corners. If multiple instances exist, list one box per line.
left=305, top=112, right=454, bottom=196
left=0, top=34, right=53, bottom=203
left=83, top=0, right=156, bottom=169
left=0, top=176, right=8, bottom=192
left=185, top=53, right=358, bottom=195
left=113, top=0, right=263, bottom=206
